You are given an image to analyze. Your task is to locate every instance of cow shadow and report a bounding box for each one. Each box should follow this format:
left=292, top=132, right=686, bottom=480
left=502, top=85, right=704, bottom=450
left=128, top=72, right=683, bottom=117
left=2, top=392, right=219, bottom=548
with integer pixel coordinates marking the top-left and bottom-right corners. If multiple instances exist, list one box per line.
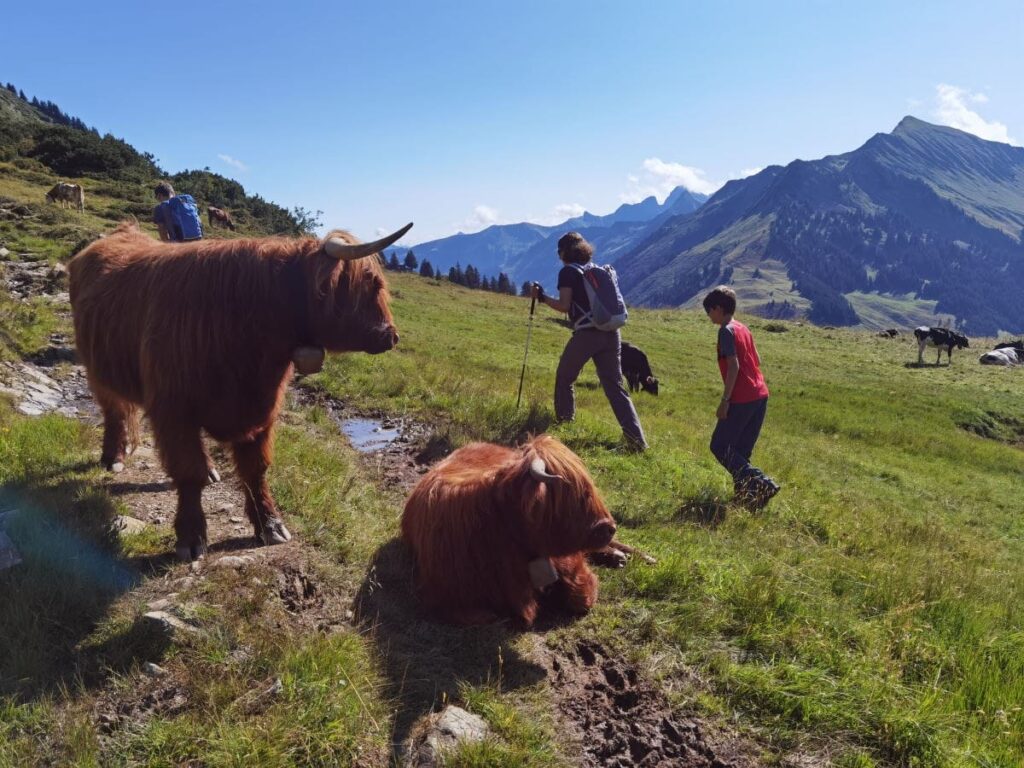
left=354, top=537, right=549, bottom=757
left=904, top=361, right=950, bottom=368
left=0, top=467, right=154, bottom=701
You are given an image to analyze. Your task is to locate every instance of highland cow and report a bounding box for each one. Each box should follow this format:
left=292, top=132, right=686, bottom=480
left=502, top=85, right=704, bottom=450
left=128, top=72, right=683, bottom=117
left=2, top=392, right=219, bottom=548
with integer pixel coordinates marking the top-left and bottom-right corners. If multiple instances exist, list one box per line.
left=208, top=206, right=236, bottom=231
left=401, top=435, right=617, bottom=628
left=70, top=220, right=411, bottom=560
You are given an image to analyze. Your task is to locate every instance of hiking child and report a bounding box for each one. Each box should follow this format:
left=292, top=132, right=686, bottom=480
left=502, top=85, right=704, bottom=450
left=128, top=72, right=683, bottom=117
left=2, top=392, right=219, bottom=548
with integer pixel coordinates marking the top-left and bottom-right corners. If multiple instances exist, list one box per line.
left=531, top=232, right=648, bottom=451
left=152, top=181, right=204, bottom=242
left=703, top=286, right=779, bottom=508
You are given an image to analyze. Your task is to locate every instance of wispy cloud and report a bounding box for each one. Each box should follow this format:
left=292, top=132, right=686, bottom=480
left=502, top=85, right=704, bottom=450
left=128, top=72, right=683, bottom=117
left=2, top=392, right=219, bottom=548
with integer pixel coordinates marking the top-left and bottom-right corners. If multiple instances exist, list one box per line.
left=738, top=166, right=763, bottom=178
left=620, top=158, right=721, bottom=203
left=933, top=84, right=1017, bottom=145
left=527, top=202, right=586, bottom=226
left=454, top=204, right=501, bottom=234
left=217, top=153, right=249, bottom=172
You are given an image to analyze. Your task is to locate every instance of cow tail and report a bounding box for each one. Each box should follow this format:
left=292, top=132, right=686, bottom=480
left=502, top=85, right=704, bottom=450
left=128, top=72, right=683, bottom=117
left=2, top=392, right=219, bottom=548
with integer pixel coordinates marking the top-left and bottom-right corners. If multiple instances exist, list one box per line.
left=126, top=404, right=142, bottom=455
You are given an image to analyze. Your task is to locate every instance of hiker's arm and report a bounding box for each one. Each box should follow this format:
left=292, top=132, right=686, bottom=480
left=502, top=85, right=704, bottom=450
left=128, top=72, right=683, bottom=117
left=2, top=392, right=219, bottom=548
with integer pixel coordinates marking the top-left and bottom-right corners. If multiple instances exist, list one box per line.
left=531, top=284, right=572, bottom=313
left=156, top=223, right=170, bottom=242
left=717, top=356, right=739, bottom=419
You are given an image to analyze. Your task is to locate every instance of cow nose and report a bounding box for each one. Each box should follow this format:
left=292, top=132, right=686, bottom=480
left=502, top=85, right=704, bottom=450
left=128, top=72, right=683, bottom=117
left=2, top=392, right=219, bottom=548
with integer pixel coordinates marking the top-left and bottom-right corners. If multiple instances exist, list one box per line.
left=390, top=328, right=399, bottom=346
left=589, top=520, right=616, bottom=549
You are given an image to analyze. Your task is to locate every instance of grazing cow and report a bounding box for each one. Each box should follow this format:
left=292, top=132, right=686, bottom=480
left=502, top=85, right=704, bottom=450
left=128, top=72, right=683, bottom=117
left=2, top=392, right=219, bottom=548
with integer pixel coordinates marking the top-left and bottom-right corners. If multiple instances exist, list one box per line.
left=45, top=182, right=85, bottom=212
left=877, top=328, right=899, bottom=338
left=208, top=206, right=236, bottom=231
left=401, top=435, right=617, bottom=627
left=914, top=326, right=969, bottom=365
left=980, top=340, right=1024, bottom=366
left=70, top=220, right=411, bottom=560
left=621, top=341, right=659, bottom=395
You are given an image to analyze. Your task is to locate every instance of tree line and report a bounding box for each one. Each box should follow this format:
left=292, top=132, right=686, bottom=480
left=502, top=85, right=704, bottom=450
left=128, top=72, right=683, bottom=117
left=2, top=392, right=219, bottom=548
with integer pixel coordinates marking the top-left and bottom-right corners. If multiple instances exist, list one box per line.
left=384, top=251, right=518, bottom=295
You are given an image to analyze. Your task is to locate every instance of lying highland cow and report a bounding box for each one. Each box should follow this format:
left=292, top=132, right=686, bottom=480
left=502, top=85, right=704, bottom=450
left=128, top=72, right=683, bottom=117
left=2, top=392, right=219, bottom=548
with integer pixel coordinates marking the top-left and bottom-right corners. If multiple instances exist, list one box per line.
left=70, top=220, right=411, bottom=560
left=401, top=435, right=617, bottom=627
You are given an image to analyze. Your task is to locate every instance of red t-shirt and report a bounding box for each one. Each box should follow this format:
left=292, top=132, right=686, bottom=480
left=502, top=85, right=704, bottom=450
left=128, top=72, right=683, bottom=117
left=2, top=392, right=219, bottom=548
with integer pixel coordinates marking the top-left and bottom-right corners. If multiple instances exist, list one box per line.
left=717, top=320, right=769, bottom=403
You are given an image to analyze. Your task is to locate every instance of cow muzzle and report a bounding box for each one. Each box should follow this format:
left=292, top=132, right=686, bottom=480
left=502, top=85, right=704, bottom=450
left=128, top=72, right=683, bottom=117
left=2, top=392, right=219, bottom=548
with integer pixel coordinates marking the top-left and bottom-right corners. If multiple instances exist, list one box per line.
left=588, top=519, right=617, bottom=550
left=365, top=324, right=399, bottom=354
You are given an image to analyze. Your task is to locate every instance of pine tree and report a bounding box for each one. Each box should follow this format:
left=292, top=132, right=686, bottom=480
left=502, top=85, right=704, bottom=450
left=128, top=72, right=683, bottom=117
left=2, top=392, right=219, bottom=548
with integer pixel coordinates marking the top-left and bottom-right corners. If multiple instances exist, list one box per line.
left=465, top=264, right=480, bottom=289
left=419, top=260, right=434, bottom=278
left=404, top=250, right=418, bottom=271
left=497, top=273, right=512, bottom=294
left=449, top=264, right=464, bottom=284
left=387, top=253, right=401, bottom=271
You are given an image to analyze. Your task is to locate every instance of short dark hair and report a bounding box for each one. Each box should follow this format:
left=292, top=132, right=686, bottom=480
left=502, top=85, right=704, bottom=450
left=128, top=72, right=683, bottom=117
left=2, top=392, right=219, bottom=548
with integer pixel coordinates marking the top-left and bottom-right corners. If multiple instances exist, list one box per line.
left=154, top=181, right=175, bottom=199
left=557, top=232, right=594, bottom=265
left=702, top=285, right=737, bottom=315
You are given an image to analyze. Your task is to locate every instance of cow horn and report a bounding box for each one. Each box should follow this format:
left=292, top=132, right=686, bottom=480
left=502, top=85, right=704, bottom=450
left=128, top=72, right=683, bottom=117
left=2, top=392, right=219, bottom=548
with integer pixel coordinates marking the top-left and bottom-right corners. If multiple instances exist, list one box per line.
left=323, top=222, right=414, bottom=261
left=529, top=457, right=563, bottom=484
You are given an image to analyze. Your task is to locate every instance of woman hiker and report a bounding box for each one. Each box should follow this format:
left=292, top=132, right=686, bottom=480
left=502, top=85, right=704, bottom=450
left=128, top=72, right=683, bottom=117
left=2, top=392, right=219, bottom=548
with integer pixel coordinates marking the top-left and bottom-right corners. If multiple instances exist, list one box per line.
left=531, top=232, right=648, bottom=451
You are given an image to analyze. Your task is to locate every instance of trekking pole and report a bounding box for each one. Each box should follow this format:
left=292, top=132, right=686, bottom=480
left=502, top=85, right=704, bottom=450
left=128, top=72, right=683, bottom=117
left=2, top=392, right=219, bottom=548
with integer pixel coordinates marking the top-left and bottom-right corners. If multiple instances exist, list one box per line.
left=516, top=291, right=538, bottom=409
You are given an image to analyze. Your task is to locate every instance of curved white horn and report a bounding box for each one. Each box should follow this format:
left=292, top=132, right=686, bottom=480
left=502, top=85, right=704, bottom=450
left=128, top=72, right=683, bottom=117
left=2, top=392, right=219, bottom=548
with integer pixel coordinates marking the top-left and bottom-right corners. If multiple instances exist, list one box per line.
left=323, top=222, right=414, bottom=261
left=529, top=457, right=563, bottom=484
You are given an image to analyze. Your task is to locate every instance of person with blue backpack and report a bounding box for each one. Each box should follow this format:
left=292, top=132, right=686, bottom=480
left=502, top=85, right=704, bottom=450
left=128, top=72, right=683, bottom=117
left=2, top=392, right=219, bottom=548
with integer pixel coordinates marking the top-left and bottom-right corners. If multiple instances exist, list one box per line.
left=531, top=232, right=648, bottom=451
left=152, top=181, right=204, bottom=242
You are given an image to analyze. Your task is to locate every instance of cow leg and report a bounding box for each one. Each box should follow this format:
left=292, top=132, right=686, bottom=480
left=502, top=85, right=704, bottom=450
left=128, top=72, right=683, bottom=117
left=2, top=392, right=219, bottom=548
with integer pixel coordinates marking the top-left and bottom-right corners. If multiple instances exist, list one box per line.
left=151, top=418, right=211, bottom=560
left=91, top=383, right=133, bottom=472
left=551, top=556, right=598, bottom=615
left=232, top=428, right=291, bottom=547
left=918, top=339, right=925, bottom=364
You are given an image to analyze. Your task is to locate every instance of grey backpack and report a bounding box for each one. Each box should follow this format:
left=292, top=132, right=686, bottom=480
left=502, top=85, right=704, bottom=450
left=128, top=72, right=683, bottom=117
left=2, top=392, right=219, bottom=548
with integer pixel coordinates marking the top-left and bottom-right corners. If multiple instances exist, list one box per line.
left=568, top=263, right=628, bottom=331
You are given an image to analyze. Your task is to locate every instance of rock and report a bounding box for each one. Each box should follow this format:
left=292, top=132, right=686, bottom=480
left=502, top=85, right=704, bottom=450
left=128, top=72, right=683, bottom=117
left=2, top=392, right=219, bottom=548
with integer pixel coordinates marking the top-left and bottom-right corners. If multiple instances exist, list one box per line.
left=216, top=503, right=235, bottom=515
left=407, top=706, right=490, bottom=767
left=228, top=516, right=243, bottom=523
left=0, top=247, right=9, bottom=259
left=142, top=662, right=167, bottom=677
left=111, top=515, right=148, bottom=535
left=142, top=611, right=200, bottom=637
left=147, top=597, right=176, bottom=612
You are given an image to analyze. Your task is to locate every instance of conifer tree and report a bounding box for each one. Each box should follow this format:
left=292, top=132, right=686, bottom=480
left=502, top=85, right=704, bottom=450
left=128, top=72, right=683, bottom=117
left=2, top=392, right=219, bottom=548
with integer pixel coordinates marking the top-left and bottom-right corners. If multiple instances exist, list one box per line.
left=387, top=253, right=401, bottom=271
left=404, top=250, right=418, bottom=271
left=419, top=260, right=434, bottom=278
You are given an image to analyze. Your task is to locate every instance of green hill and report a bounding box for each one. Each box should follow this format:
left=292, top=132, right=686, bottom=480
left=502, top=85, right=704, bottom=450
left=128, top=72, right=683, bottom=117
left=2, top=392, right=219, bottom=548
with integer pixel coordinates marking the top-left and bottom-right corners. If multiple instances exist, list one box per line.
left=1, top=123, right=1024, bottom=766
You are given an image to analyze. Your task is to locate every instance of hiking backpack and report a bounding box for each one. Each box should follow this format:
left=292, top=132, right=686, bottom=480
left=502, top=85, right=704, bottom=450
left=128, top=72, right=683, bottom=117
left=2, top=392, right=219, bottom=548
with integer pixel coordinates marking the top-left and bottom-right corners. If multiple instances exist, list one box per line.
left=164, top=194, right=203, bottom=241
left=567, top=262, right=628, bottom=331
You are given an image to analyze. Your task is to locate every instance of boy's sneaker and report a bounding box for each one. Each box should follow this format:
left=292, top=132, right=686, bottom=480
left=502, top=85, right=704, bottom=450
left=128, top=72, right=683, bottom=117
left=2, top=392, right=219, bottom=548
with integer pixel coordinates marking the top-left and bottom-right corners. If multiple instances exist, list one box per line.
left=748, top=477, right=781, bottom=510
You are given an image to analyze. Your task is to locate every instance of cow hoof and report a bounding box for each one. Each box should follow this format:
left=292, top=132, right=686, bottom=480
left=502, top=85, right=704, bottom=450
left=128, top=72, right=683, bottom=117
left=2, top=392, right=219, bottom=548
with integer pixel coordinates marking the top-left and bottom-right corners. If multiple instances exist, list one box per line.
left=208, top=467, right=221, bottom=483
left=260, top=520, right=292, bottom=546
left=175, top=540, right=208, bottom=562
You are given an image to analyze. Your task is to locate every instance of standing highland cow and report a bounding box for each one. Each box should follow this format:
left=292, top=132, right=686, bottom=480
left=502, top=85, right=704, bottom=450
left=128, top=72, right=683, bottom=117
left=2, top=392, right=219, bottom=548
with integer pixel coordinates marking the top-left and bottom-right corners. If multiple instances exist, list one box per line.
left=70, top=220, right=411, bottom=560
left=401, top=435, right=617, bottom=627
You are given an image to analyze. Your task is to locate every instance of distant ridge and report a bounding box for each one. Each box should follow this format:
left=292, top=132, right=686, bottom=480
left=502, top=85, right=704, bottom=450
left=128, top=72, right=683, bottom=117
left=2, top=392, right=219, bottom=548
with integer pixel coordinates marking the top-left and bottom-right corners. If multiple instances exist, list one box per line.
left=404, top=188, right=708, bottom=287
left=615, top=117, right=1024, bottom=334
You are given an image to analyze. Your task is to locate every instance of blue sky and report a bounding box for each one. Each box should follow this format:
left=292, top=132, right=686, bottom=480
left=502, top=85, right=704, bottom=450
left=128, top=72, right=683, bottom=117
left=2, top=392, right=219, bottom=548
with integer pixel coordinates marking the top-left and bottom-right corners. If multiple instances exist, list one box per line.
left=4, top=1, right=1022, bottom=244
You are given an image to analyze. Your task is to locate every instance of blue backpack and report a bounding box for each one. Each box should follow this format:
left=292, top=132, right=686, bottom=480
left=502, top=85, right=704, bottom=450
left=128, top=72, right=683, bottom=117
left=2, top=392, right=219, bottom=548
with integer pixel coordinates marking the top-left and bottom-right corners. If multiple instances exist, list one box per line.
left=162, top=194, right=203, bottom=241
left=567, top=262, right=629, bottom=331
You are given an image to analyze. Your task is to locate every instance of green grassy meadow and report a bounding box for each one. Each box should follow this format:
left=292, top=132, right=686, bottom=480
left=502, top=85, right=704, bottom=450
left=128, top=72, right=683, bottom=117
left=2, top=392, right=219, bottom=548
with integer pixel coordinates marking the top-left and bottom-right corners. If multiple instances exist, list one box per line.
left=1, top=170, right=1024, bottom=765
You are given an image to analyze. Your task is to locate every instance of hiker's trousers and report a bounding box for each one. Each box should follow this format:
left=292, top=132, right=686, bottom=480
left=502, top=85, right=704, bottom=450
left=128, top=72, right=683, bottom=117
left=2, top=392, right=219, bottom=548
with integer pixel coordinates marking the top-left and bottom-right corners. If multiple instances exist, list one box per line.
left=554, top=329, right=648, bottom=448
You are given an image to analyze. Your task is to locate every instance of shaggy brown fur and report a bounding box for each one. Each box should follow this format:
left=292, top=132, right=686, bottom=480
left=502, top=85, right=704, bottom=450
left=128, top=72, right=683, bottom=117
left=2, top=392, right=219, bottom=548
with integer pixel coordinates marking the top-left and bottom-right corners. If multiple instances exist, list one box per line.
left=207, top=206, right=235, bottom=231
left=70, top=221, right=398, bottom=560
left=401, top=435, right=616, bottom=628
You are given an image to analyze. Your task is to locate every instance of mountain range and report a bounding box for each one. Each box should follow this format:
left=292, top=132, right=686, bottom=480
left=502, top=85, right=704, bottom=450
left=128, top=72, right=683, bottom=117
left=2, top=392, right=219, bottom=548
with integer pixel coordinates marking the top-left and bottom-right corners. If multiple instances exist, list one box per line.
left=404, top=187, right=708, bottom=288
left=615, top=117, right=1024, bottom=334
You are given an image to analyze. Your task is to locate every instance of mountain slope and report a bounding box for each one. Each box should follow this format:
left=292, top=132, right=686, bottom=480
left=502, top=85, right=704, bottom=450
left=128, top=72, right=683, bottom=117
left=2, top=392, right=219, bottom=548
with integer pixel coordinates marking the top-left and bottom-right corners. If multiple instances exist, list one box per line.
left=617, top=118, right=1024, bottom=333
left=406, top=189, right=707, bottom=285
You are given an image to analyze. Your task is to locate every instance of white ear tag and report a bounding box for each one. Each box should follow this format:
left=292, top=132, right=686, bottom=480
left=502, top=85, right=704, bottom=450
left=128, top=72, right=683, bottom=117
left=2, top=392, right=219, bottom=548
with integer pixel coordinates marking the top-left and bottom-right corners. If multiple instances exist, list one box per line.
left=528, top=557, right=559, bottom=589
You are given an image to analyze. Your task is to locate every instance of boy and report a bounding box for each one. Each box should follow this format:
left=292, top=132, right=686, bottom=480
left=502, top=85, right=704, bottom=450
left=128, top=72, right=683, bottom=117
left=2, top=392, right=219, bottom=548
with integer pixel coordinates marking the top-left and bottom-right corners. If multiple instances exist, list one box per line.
left=702, top=286, right=780, bottom=508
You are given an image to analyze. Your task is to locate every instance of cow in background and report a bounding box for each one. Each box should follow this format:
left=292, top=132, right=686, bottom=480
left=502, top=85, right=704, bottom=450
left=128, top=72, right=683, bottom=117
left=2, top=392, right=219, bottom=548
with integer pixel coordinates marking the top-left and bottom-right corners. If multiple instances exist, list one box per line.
left=401, top=435, right=617, bottom=628
left=208, top=206, right=236, bottom=231
left=621, top=341, right=659, bottom=395
left=70, top=220, right=411, bottom=560
left=915, top=326, right=969, bottom=365
left=980, top=340, right=1024, bottom=366
left=45, top=182, right=85, bottom=212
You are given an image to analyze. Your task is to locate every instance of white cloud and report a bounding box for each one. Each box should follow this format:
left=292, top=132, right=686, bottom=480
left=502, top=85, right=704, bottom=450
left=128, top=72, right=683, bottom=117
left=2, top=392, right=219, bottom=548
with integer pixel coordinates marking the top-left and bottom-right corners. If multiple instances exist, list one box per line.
left=453, top=204, right=501, bottom=234
left=527, top=202, right=587, bottom=226
left=738, top=166, right=763, bottom=178
left=933, top=84, right=1017, bottom=145
left=217, top=153, right=249, bottom=172
left=619, top=158, right=720, bottom=203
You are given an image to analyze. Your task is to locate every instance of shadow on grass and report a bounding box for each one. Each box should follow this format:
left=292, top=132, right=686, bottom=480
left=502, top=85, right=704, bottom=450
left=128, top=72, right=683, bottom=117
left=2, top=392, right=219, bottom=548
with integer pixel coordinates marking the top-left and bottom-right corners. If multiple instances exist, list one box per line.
left=903, top=361, right=948, bottom=368
left=0, top=468, right=151, bottom=701
left=354, top=537, right=549, bottom=757
left=674, top=491, right=729, bottom=529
